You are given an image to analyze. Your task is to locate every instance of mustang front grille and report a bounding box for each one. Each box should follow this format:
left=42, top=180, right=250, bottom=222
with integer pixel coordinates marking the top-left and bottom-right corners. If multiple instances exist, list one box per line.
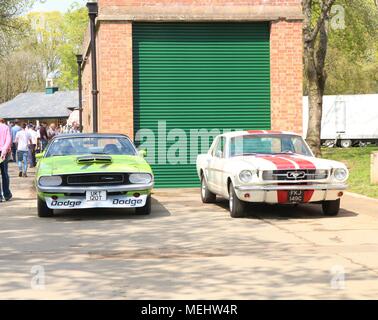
left=262, top=169, right=329, bottom=181
left=64, top=173, right=126, bottom=186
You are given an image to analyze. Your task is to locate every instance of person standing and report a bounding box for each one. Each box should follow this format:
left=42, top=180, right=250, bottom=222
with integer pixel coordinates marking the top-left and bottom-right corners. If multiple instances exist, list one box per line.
left=47, top=123, right=57, bottom=141
left=11, top=119, right=21, bottom=162
left=39, top=122, right=49, bottom=151
left=27, top=124, right=38, bottom=168
left=0, top=118, right=12, bottom=201
left=70, top=121, right=80, bottom=134
left=15, top=123, right=32, bottom=178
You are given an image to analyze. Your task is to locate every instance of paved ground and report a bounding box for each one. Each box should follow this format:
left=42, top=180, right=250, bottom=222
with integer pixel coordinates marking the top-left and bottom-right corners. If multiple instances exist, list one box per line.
left=1, top=163, right=378, bottom=299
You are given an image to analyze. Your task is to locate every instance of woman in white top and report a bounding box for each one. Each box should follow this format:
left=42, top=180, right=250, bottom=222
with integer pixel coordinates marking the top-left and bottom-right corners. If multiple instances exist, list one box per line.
left=15, top=123, right=32, bottom=177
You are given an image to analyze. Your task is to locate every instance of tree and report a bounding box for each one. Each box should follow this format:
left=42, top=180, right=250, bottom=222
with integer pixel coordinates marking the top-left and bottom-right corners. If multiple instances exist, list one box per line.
left=303, top=0, right=378, bottom=156
left=56, top=5, right=88, bottom=89
left=325, top=0, right=378, bottom=95
left=0, top=0, right=31, bottom=57
left=0, top=3, right=88, bottom=103
left=303, top=0, right=336, bottom=157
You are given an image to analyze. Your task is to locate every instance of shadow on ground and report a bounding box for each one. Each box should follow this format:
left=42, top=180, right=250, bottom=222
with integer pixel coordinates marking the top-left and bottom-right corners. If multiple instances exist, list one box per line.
left=53, top=198, right=171, bottom=221
left=213, top=197, right=359, bottom=220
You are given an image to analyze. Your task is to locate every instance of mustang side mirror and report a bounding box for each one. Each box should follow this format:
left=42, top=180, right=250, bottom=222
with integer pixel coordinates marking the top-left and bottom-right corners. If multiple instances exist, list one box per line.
left=138, top=149, right=147, bottom=157
left=215, top=150, right=223, bottom=158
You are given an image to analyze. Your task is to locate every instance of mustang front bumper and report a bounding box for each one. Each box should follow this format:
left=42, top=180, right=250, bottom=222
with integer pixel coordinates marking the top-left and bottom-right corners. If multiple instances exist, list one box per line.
left=234, top=183, right=347, bottom=203
left=235, top=183, right=347, bottom=191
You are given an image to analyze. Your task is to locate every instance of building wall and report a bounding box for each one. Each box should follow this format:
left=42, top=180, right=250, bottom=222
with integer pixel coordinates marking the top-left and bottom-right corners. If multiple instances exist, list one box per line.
left=98, top=21, right=134, bottom=138
left=270, top=19, right=303, bottom=134
left=82, top=50, right=93, bottom=133
left=82, top=0, right=303, bottom=136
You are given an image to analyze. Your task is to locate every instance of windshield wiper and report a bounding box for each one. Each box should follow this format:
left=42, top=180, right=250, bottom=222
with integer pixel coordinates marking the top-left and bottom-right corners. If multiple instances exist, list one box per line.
left=91, top=152, right=107, bottom=155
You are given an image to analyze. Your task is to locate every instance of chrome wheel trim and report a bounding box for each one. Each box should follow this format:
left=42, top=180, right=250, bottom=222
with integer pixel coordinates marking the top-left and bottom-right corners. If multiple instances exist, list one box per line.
left=201, top=178, right=206, bottom=198
left=229, top=188, right=234, bottom=212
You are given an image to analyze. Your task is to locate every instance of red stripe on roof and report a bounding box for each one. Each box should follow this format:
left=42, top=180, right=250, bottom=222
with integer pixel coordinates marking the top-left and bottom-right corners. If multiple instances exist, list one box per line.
left=247, top=130, right=283, bottom=134
left=247, top=130, right=265, bottom=134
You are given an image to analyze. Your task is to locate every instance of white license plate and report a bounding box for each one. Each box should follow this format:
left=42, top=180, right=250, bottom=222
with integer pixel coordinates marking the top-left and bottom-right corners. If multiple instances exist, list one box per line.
left=86, top=191, right=107, bottom=202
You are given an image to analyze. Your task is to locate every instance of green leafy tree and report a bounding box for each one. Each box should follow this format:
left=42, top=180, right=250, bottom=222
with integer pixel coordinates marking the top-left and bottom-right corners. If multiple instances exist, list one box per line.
left=325, top=0, right=378, bottom=94
left=303, top=0, right=378, bottom=156
left=0, top=0, right=31, bottom=57
left=56, top=5, right=88, bottom=89
left=1, top=2, right=88, bottom=103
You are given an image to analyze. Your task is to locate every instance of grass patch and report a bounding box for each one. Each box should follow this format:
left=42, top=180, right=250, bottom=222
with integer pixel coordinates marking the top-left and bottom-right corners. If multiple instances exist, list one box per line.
left=322, top=146, right=378, bottom=199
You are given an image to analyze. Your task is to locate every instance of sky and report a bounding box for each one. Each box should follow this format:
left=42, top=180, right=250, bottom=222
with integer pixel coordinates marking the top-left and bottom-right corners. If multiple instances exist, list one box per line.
left=30, top=0, right=87, bottom=13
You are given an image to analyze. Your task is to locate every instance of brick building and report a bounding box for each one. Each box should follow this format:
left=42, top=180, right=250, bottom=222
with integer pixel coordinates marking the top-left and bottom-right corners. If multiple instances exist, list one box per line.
left=81, top=0, right=303, bottom=187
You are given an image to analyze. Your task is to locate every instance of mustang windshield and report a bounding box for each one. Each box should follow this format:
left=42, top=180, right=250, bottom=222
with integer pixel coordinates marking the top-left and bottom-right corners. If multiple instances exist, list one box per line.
left=230, top=134, right=312, bottom=157
left=45, top=136, right=137, bottom=157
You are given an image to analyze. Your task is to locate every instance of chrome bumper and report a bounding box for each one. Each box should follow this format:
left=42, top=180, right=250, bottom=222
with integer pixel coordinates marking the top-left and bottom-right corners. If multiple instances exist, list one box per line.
left=235, top=184, right=347, bottom=191
left=37, top=182, right=154, bottom=194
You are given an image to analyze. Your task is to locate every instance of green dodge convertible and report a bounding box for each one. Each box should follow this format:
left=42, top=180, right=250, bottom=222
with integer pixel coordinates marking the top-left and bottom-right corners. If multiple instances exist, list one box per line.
left=35, top=133, right=154, bottom=217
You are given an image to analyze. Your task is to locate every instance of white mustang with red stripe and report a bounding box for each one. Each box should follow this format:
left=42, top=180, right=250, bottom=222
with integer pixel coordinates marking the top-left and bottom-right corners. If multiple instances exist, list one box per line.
left=197, top=130, right=348, bottom=218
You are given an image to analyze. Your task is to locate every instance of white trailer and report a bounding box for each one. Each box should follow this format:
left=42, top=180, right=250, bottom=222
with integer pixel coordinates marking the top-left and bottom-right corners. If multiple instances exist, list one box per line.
left=303, top=94, right=378, bottom=147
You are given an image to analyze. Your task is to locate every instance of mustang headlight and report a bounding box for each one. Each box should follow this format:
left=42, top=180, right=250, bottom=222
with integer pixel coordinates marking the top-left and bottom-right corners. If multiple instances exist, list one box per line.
left=39, top=176, right=62, bottom=187
left=239, top=170, right=254, bottom=183
left=129, top=173, right=152, bottom=184
left=334, top=168, right=348, bottom=181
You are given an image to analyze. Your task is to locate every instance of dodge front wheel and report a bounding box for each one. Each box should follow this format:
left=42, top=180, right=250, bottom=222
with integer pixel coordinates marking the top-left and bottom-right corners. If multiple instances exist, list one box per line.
left=135, top=195, right=151, bottom=215
left=37, top=198, right=54, bottom=218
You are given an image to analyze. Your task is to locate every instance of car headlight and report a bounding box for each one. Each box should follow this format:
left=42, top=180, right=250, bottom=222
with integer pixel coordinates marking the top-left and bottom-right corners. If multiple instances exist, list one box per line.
left=129, top=173, right=152, bottom=184
left=334, top=168, right=348, bottom=181
left=239, top=170, right=254, bottom=183
left=39, top=176, right=62, bottom=187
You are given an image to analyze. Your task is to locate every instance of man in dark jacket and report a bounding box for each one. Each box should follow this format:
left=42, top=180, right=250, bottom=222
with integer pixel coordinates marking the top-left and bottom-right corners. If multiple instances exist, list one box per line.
left=39, top=122, right=49, bottom=151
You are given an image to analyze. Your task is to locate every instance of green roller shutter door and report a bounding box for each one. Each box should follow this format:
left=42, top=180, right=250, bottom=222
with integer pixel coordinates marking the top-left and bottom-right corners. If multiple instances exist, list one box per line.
left=133, top=23, right=271, bottom=188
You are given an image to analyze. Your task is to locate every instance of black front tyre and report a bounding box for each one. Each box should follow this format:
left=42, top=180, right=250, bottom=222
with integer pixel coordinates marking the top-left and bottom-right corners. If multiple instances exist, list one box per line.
left=135, top=195, right=152, bottom=215
left=201, top=176, right=216, bottom=203
left=322, top=199, right=340, bottom=216
left=37, top=198, right=54, bottom=218
left=229, top=183, right=246, bottom=218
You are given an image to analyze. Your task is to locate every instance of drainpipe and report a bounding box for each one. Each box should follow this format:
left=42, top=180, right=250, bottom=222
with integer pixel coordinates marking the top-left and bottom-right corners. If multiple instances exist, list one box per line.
left=76, top=54, right=83, bottom=132
left=87, top=1, right=99, bottom=133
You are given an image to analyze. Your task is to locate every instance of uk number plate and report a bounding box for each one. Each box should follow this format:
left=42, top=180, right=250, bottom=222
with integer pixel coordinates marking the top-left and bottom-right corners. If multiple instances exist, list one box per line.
left=288, top=190, right=304, bottom=203
left=86, top=191, right=107, bottom=202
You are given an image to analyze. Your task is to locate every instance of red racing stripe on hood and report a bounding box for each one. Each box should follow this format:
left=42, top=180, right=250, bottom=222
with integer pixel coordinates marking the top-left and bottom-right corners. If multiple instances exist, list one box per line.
left=279, top=155, right=316, bottom=169
left=257, top=155, right=296, bottom=170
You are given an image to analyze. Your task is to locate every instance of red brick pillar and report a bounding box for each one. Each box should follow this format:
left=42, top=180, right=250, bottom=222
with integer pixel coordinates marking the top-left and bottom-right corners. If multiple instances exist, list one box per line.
left=97, top=21, right=134, bottom=139
left=270, top=19, right=303, bottom=134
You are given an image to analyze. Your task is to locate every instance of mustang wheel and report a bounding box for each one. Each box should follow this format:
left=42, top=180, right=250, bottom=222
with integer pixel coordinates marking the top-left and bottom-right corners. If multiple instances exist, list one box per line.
left=228, top=183, right=246, bottom=218
left=201, top=176, right=216, bottom=203
left=37, top=198, right=54, bottom=218
left=135, top=195, right=151, bottom=215
left=322, top=199, right=340, bottom=216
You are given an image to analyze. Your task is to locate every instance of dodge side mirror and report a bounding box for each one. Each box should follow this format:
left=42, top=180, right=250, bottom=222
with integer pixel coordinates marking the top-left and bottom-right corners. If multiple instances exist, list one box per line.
left=138, top=149, right=147, bottom=157
left=36, top=152, right=45, bottom=160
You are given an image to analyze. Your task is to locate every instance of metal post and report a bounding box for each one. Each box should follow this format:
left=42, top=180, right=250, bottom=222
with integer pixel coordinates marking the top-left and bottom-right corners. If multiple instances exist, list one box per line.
left=87, top=1, right=99, bottom=133
left=76, top=54, right=83, bottom=132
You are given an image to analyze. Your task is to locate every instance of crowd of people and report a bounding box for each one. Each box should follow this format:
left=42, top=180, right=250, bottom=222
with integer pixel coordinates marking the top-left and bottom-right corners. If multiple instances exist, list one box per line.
left=0, top=118, right=81, bottom=202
